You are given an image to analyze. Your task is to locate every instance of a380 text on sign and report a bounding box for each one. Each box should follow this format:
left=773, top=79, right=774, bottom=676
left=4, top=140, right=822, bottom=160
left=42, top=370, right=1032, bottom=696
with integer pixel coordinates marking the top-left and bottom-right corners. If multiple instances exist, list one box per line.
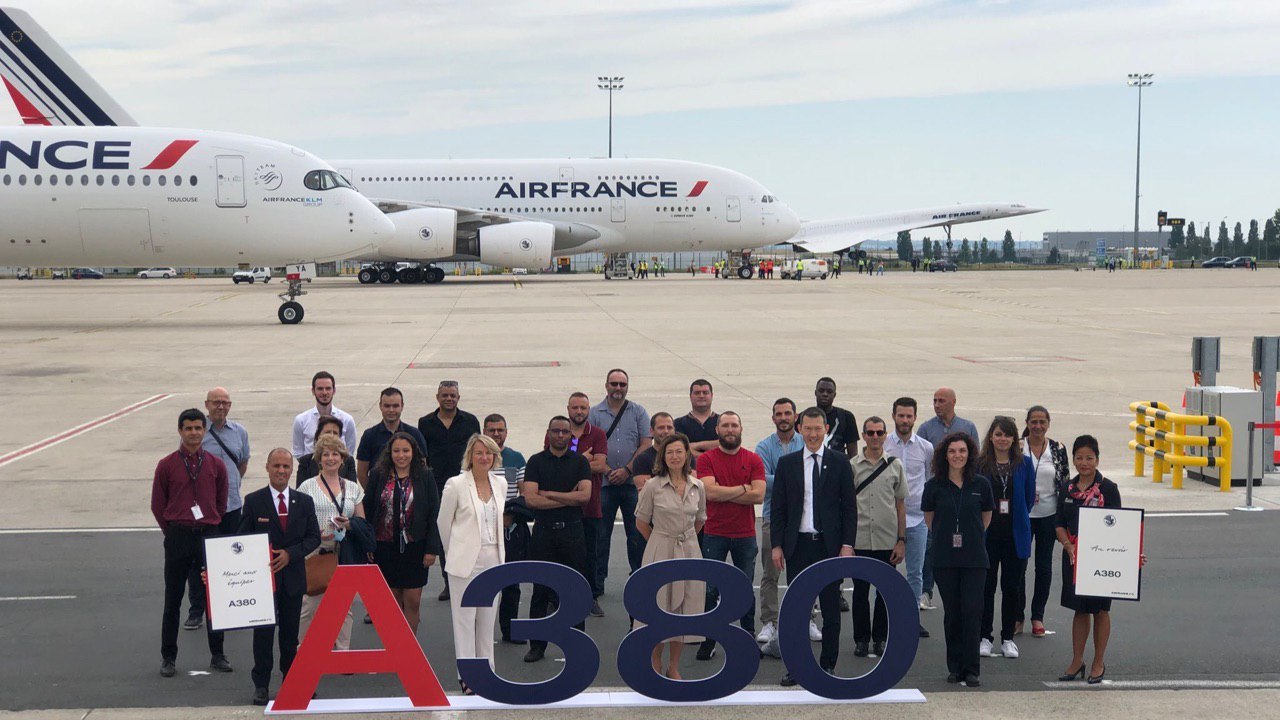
left=273, top=557, right=920, bottom=711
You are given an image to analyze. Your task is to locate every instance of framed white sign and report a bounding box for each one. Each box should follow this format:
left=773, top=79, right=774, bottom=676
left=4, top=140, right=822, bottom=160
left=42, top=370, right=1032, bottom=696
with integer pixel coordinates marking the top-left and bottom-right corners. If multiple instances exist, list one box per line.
left=205, top=533, right=277, bottom=631
left=1074, top=507, right=1144, bottom=601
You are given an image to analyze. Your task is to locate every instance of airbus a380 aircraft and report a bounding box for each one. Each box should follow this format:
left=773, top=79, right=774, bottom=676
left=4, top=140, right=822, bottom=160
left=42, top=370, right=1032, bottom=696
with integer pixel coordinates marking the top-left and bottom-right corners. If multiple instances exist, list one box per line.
left=1, top=6, right=1044, bottom=286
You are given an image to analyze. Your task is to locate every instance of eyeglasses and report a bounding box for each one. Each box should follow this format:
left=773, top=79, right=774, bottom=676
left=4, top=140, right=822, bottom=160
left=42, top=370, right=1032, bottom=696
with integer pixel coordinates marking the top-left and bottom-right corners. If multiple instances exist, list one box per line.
left=863, top=430, right=886, bottom=437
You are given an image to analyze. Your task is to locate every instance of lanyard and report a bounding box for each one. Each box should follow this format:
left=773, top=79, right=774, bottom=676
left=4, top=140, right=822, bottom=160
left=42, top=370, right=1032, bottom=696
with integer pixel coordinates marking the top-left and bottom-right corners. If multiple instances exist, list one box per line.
left=184, top=451, right=204, bottom=484
left=1028, top=440, right=1047, bottom=478
left=948, top=479, right=965, bottom=534
left=321, top=476, right=347, bottom=517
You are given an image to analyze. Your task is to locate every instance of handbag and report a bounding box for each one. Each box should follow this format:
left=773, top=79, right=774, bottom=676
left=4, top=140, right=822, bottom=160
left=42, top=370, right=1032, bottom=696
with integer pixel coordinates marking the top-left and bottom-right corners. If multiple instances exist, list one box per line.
left=305, top=548, right=338, bottom=596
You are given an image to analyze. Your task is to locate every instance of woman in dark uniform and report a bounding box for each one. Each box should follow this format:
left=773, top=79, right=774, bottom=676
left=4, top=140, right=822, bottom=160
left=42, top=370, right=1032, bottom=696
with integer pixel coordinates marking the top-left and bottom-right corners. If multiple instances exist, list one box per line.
left=922, top=432, right=994, bottom=687
left=1055, top=435, right=1137, bottom=684
left=364, top=432, right=442, bottom=635
left=297, top=416, right=357, bottom=486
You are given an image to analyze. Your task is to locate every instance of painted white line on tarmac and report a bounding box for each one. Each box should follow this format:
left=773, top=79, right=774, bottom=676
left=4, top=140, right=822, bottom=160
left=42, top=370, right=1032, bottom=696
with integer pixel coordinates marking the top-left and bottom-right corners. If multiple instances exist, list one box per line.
left=0, top=595, right=76, bottom=601
left=1043, top=679, right=1280, bottom=690
left=0, top=527, right=159, bottom=535
left=1145, top=512, right=1230, bottom=518
left=0, top=394, right=173, bottom=468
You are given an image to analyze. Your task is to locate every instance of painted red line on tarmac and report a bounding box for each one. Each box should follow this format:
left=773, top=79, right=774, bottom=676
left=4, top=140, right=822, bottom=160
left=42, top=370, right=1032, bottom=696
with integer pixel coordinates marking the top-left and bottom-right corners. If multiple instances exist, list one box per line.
left=0, top=394, right=173, bottom=468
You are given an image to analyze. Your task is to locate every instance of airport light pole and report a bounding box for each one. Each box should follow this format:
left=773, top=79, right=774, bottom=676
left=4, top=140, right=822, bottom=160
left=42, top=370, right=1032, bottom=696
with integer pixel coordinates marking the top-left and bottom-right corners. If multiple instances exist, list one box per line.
left=1128, top=73, right=1153, bottom=266
left=597, top=76, right=624, bottom=158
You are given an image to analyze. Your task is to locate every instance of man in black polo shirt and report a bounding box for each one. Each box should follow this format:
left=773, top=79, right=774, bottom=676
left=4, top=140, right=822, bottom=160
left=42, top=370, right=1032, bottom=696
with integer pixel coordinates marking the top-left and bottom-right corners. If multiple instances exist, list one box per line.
left=418, top=380, right=481, bottom=601
left=815, top=377, right=858, bottom=457
left=521, top=416, right=592, bottom=663
left=674, top=378, right=719, bottom=460
left=356, top=387, right=428, bottom=488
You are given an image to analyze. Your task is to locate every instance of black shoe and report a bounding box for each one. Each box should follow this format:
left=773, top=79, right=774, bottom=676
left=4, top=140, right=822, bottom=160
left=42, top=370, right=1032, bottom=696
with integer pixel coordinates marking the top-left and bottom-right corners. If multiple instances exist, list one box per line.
left=523, top=647, right=545, bottom=663
left=501, top=635, right=527, bottom=645
left=160, top=660, right=176, bottom=678
left=964, top=675, right=981, bottom=687
left=947, top=673, right=961, bottom=684
left=780, top=672, right=797, bottom=687
left=209, top=655, right=233, bottom=673
left=695, top=641, right=717, bottom=661
left=363, top=612, right=372, bottom=624
left=184, top=614, right=203, bottom=631
left=590, top=599, right=604, bottom=617
left=1059, top=665, right=1086, bottom=682
left=438, top=587, right=451, bottom=601
left=1087, top=665, right=1106, bottom=684
left=919, top=625, right=931, bottom=638
left=853, top=642, right=869, bottom=658
left=839, top=596, right=850, bottom=612
left=252, top=687, right=269, bottom=706
left=872, top=641, right=886, bottom=657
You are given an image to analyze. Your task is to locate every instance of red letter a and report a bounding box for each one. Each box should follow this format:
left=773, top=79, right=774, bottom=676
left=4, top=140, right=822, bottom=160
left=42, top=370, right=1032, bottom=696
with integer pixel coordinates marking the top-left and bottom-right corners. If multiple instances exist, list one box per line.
left=273, top=565, right=450, bottom=711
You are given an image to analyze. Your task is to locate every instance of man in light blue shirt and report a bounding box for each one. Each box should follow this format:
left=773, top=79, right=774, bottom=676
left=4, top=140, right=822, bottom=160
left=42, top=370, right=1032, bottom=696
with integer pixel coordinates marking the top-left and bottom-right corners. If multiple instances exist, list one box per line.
left=885, top=396, right=935, bottom=637
left=186, top=387, right=250, bottom=631
left=917, top=387, right=980, bottom=448
left=586, top=369, right=651, bottom=594
left=752, top=398, right=804, bottom=644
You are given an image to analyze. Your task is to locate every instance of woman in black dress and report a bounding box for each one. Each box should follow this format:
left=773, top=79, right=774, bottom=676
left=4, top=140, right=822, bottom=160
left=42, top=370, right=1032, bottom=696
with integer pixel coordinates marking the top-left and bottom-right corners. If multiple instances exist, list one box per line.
left=364, top=432, right=442, bottom=634
left=1055, top=434, right=1142, bottom=684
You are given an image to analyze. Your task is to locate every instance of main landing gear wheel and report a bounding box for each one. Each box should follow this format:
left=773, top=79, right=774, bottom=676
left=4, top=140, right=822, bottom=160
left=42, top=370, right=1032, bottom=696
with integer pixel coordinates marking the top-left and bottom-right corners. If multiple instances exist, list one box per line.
left=278, top=302, right=304, bottom=324
left=425, top=267, right=446, bottom=284
left=358, top=268, right=378, bottom=284
left=378, top=268, right=397, bottom=284
left=399, top=267, right=422, bottom=284
left=738, top=265, right=754, bottom=279
left=277, top=277, right=308, bottom=325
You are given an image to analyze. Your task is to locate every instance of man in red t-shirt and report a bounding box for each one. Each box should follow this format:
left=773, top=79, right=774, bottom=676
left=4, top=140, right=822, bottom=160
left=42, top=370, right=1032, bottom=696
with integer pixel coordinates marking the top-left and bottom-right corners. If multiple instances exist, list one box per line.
left=694, top=411, right=766, bottom=661
left=548, top=392, right=609, bottom=617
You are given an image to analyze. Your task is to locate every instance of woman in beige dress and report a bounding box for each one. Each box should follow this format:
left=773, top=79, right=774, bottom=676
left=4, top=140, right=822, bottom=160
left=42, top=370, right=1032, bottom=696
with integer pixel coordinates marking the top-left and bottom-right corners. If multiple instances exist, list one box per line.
left=635, top=432, right=706, bottom=679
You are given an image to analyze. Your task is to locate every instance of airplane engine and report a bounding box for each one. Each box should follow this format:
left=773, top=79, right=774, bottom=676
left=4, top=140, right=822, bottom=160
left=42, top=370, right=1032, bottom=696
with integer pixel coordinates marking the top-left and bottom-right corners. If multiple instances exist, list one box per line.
left=374, top=208, right=457, bottom=260
left=478, top=221, right=554, bottom=269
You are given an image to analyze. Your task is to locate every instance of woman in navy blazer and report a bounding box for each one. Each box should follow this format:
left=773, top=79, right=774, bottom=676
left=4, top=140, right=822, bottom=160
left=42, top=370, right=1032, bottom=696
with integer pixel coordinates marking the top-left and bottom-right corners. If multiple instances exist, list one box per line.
left=974, top=416, right=1036, bottom=659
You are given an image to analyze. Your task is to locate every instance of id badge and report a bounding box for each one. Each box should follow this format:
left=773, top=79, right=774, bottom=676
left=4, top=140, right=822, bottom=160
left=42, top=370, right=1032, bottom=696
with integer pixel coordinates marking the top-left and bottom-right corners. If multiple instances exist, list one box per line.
left=999, top=499, right=1010, bottom=515
left=952, top=533, right=963, bottom=548
left=191, top=504, right=204, bottom=521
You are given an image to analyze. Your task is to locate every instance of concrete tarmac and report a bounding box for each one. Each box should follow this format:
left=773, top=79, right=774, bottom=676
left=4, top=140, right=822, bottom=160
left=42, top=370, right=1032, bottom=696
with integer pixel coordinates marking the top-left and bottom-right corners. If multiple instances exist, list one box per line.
left=2, top=269, right=1279, bottom=716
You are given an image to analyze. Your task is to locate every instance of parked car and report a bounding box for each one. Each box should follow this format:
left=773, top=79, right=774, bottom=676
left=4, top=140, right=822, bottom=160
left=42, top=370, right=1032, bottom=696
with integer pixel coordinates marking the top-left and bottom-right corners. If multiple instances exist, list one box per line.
left=232, top=267, right=272, bottom=284
left=1225, top=256, right=1254, bottom=268
left=1202, top=256, right=1231, bottom=268
left=929, top=260, right=959, bottom=272
left=137, top=267, right=177, bottom=279
left=70, top=268, right=104, bottom=279
left=50, top=269, right=66, bottom=280
left=779, top=258, right=830, bottom=280
left=512, top=267, right=529, bottom=275
left=16, top=269, right=32, bottom=280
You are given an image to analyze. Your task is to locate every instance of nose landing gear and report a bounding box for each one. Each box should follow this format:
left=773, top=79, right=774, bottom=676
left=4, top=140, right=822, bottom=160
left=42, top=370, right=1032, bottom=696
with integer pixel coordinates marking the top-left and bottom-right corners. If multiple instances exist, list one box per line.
left=277, top=277, right=307, bottom=324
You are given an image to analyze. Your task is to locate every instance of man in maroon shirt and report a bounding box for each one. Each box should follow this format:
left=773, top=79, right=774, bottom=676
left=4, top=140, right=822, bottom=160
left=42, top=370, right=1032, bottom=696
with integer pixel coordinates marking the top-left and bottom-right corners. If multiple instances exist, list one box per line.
left=151, top=408, right=231, bottom=678
left=549, top=393, right=608, bottom=616
left=694, top=411, right=766, bottom=661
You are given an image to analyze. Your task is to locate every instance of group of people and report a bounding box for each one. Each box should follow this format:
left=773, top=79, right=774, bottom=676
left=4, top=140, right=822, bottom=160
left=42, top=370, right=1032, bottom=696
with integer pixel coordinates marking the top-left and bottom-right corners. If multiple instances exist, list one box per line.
left=150, top=371, right=1137, bottom=704
left=628, top=260, right=662, bottom=278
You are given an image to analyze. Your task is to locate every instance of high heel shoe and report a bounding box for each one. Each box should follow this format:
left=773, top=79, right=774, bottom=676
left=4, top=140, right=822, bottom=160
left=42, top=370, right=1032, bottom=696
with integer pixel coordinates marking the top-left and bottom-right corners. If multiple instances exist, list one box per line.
left=1058, top=665, right=1086, bottom=681
left=1087, top=665, right=1106, bottom=684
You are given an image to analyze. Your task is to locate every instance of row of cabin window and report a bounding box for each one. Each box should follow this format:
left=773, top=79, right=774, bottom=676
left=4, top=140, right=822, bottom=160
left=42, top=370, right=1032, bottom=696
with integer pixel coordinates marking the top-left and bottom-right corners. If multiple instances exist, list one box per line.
left=1, top=173, right=198, bottom=188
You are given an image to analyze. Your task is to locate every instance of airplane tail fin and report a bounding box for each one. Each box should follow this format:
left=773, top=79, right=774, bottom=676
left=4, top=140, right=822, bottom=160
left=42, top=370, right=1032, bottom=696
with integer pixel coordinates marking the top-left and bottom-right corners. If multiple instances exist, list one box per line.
left=0, top=7, right=137, bottom=126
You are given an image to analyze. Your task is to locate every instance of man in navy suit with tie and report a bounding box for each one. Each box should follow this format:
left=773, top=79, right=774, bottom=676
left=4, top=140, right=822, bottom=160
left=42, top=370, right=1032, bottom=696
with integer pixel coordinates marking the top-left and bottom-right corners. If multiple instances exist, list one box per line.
left=237, top=448, right=321, bottom=706
left=771, top=407, right=858, bottom=686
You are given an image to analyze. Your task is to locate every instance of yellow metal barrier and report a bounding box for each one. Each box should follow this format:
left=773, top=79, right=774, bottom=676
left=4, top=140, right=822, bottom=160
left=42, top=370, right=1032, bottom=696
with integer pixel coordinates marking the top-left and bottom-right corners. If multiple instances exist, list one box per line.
left=1128, top=401, right=1232, bottom=491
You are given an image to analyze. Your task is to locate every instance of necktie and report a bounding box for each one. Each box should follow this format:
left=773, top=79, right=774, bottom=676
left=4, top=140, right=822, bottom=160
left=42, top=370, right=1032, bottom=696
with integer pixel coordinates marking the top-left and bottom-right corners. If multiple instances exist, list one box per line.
left=811, top=454, right=822, bottom=533
left=277, top=492, right=288, bottom=532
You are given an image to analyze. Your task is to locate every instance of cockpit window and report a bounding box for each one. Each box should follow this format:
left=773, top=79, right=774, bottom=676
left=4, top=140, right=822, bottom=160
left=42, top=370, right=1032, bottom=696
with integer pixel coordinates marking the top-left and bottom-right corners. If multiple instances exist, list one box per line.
left=761, top=194, right=777, bottom=203
left=304, top=169, right=355, bottom=191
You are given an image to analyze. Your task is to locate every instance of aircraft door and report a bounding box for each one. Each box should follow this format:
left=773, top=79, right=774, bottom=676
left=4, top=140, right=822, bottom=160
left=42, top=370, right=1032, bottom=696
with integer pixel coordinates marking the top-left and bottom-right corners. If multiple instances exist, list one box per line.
left=215, top=155, right=247, bottom=208
left=727, top=196, right=741, bottom=222
left=611, top=197, right=626, bottom=223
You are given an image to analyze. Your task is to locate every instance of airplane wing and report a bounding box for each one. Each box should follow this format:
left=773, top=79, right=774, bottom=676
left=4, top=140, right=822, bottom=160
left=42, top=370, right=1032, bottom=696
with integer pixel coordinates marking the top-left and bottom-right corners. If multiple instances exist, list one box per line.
left=789, top=217, right=924, bottom=254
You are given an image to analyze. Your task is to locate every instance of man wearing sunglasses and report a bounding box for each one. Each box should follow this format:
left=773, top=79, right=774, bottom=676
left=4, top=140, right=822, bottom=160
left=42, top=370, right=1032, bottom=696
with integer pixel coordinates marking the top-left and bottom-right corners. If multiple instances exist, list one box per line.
left=850, top=416, right=907, bottom=659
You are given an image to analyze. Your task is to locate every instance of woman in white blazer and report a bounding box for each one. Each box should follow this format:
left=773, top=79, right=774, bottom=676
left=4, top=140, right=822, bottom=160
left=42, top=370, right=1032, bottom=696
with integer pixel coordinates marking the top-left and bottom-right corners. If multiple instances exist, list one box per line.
left=437, top=433, right=507, bottom=694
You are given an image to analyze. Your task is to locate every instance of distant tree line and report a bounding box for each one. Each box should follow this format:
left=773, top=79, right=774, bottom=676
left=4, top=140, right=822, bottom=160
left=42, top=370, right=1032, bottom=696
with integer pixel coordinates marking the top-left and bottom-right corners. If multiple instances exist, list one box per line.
left=897, top=229, right=1037, bottom=263
left=1165, top=210, right=1280, bottom=260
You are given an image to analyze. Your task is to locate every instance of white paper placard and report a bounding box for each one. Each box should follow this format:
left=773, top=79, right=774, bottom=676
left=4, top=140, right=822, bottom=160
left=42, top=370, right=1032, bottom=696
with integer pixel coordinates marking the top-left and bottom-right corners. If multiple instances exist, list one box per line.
left=1074, top=506, right=1144, bottom=601
left=205, top=533, right=277, bottom=631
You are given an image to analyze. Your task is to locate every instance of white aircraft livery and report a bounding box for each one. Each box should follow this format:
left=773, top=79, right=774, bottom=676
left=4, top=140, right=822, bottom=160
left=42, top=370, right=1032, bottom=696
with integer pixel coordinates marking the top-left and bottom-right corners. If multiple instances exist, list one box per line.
left=1, top=5, right=1045, bottom=287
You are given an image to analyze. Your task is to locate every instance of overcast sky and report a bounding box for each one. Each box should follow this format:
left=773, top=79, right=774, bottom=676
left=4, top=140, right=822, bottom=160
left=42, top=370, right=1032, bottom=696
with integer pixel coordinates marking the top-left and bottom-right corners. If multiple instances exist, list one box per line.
left=4, top=0, right=1279, bottom=242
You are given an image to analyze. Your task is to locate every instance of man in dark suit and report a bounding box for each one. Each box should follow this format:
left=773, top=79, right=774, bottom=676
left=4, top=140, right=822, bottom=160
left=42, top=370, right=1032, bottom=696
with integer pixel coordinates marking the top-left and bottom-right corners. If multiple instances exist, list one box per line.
left=237, top=448, right=322, bottom=706
left=771, top=407, right=858, bottom=686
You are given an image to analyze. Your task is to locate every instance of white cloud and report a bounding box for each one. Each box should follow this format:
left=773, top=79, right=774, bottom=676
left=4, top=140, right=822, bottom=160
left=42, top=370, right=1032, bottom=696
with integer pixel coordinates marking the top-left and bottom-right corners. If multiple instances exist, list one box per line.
left=2, top=0, right=1277, bottom=142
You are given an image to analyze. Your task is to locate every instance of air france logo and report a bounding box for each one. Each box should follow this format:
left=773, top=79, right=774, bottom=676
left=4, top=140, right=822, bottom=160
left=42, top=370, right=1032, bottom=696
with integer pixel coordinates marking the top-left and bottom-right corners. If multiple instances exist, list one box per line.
left=254, top=163, right=283, bottom=191
left=419, top=228, right=433, bottom=241
left=494, top=179, right=707, bottom=200
left=1104, top=514, right=1116, bottom=527
left=0, top=138, right=198, bottom=170
left=520, top=239, right=532, bottom=250
left=231, top=542, right=244, bottom=554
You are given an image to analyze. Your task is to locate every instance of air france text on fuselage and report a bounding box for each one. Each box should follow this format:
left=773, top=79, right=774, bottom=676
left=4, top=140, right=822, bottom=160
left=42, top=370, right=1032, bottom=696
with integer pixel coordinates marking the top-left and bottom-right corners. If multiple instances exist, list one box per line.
left=495, top=180, right=680, bottom=199
left=0, top=139, right=196, bottom=170
left=931, top=210, right=983, bottom=220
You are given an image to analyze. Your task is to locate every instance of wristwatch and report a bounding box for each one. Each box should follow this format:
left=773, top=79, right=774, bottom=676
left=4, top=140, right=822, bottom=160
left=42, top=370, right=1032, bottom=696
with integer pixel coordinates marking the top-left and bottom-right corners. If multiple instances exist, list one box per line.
left=897, top=536, right=906, bottom=543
